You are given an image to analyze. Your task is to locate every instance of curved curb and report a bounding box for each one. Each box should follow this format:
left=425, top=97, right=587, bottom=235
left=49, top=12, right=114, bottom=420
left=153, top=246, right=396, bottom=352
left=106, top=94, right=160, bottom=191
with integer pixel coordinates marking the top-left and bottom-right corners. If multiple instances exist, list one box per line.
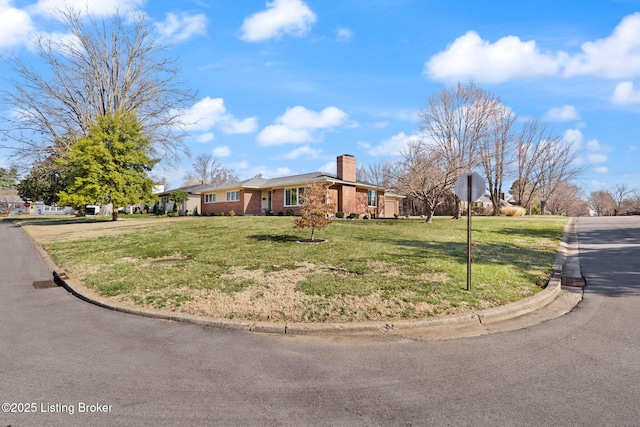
left=46, top=218, right=578, bottom=337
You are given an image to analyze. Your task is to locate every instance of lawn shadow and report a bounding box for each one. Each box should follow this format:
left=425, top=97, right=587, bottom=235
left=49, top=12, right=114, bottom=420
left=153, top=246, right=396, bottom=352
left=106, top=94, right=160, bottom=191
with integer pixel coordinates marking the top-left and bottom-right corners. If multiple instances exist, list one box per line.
left=9, top=216, right=110, bottom=227
left=249, top=233, right=300, bottom=243
left=495, top=226, right=563, bottom=240
left=380, top=237, right=557, bottom=272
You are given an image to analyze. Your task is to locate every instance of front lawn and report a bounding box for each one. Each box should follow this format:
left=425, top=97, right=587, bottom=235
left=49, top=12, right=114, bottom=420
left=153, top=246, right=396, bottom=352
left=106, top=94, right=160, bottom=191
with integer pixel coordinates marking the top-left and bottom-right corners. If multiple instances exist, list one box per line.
left=22, top=215, right=567, bottom=322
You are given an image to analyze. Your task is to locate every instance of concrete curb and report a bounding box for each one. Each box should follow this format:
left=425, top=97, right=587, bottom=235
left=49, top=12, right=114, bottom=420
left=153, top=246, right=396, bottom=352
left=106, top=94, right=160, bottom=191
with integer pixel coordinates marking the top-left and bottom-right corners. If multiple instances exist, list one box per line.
left=44, top=217, right=579, bottom=337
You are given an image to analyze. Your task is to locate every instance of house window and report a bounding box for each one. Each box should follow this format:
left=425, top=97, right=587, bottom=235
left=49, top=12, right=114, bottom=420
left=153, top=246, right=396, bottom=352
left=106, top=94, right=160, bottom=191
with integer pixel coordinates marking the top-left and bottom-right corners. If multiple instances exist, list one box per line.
left=204, top=194, right=216, bottom=203
left=226, top=191, right=240, bottom=202
left=285, top=187, right=305, bottom=206
left=368, top=190, right=377, bottom=207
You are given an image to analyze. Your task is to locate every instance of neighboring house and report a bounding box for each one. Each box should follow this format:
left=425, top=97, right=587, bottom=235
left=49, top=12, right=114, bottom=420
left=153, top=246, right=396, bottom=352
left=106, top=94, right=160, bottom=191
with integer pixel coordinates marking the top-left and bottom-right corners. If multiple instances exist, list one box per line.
left=0, top=187, right=23, bottom=213
left=200, top=155, right=404, bottom=218
left=33, top=202, right=73, bottom=215
left=157, top=183, right=210, bottom=216
left=464, top=191, right=513, bottom=214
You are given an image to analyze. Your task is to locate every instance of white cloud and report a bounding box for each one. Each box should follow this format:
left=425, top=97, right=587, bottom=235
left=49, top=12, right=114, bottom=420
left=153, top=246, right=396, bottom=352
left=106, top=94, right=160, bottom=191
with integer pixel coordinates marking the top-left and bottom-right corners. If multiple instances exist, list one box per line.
left=258, top=126, right=311, bottom=145
left=229, top=159, right=250, bottom=171
left=426, top=31, right=563, bottom=83
left=179, top=97, right=227, bottom=131
left=178, top=97, right=258, bottom=135
left=563, top=129, right=584, bottom=150
left=280, top=105, right=347, bottom=128
left=220, top=117, right=259, bottom=134
left=544, top=105, right=580, bottom=122
left=240, top=0, right=316, bottom=42
left=612, top=81, right=640, bottom=105
left=212, top=146, right=231, bottom=157
left=366, top=132, right=417, bottom=156
left=336, top=27, right=353, bottom=42
left=425, top=12, right=640, bottom=83
left=0, top=2, right=35, bottom=48
left=587, top=139, right=612, bottom=153
left=588, top=153, right=608, bottom=164
left=196, top=133, right=215, bottom=143
left=281, top=146, right=322, bottom=160
left=155, top=12, right=207, bottom=43
left=594, top=166, right=609, bottom=174
left=563, top=13, right=640, bottom=79
left=258, top=106, right=348, bottom=146
left=31, top=0, right=144, bottom=17
left=319, top=161, right=336, bottom=174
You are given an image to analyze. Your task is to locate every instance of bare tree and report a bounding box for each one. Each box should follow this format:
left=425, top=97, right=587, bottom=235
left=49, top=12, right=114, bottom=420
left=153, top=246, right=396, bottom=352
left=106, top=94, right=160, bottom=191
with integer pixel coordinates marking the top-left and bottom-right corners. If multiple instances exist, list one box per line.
left=1, top=7, right=194, bottom=166
left=621, top=192, right=640, bottom=214
left=478, top=102, right=516, bottom=215
left=513, top=120, right=549, bottom=211
left=536, top=140, right=584, bottom=215
left=418, top=81, right=497, bottom=218
left=395, top=140, right=455, bottom=223
left=545, top=182, right=587, bottom=216
left=607, top=184, right=635, bottom=216
left=210, top=166, right=240, bottom=187
left=356, top=161, right=396, bottom=188
left=514, top=120, right=584, bottom=214
left=184, top=153, right=239, bottom=186
left=187, top=153, right=217, bottom=184
left=588, top=190, right=615, bottom=216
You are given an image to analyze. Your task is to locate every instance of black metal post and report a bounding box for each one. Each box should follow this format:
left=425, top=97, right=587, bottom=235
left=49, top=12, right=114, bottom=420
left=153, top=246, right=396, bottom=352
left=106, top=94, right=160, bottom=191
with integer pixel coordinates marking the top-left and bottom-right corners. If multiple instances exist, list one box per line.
left=467, top=174, right=472, bottom=291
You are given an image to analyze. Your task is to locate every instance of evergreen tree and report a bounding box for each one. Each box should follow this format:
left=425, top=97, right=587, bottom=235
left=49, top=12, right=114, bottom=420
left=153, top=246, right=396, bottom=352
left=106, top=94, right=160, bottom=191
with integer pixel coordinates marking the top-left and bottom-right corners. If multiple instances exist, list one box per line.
left=57, top=112, right=157, bottom=220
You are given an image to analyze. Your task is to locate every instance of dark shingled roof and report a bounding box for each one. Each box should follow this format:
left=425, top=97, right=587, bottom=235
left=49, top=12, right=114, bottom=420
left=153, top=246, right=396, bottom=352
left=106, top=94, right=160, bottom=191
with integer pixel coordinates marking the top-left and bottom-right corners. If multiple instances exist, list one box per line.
left=199, top=171, right=384, bottom=193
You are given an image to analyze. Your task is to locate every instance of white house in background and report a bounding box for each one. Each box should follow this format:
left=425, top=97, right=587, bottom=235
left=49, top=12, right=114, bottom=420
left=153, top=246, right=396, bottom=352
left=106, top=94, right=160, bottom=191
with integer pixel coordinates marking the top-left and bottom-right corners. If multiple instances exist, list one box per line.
left=33, top=202, right=73, bottom=215
left=156, top=183, right=210, bottom=215
left=462, top=191, right=513, bottom=215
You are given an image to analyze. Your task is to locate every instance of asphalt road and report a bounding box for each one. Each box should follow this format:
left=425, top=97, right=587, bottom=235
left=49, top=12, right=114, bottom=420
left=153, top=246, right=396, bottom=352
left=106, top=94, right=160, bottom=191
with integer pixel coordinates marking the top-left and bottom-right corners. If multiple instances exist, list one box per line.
left=1, top=217, right=639, bottom=426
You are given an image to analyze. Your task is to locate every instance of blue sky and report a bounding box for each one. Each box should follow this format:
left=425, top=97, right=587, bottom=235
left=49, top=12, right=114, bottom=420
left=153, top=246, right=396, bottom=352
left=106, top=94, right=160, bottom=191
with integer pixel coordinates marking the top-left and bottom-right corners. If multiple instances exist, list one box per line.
left=2, top=0, right=640, bottom=194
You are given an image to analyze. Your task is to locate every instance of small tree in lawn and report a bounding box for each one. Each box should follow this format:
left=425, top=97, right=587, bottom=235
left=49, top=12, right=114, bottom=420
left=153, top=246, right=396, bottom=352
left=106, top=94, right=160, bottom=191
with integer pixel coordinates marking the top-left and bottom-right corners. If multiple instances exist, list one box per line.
left=169, top=190, right=189, bottom=216
left=294, top=182, right=333, bottom=241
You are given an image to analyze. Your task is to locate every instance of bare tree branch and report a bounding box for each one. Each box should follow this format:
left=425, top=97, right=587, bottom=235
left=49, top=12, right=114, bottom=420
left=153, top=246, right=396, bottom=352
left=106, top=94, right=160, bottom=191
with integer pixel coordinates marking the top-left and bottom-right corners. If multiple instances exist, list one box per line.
left=0, top=7, right=195, bottom=166
left=418, top=82, right=498, bottom=217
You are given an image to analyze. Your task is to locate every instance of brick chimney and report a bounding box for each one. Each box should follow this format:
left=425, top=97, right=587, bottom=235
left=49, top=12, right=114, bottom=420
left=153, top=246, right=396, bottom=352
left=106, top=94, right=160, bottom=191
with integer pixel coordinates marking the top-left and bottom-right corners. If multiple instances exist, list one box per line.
left=336, top=154, right=356, bottom=182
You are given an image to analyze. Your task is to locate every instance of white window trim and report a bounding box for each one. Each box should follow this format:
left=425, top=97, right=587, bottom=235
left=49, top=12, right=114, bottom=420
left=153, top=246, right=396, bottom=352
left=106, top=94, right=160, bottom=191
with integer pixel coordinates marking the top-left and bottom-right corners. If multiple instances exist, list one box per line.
left=368, top=190, right=377, bottom=207
left=226, top=190, right=240, bottom=202
left=204, top=194, right=216, bottom=204
left=284, top=187, right=305, bottom=207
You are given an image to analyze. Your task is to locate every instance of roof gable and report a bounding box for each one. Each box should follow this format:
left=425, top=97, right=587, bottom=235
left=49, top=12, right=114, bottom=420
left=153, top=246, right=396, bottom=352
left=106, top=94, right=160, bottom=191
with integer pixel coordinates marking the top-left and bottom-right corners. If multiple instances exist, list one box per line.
left=200, top=171, right=385, bottom=193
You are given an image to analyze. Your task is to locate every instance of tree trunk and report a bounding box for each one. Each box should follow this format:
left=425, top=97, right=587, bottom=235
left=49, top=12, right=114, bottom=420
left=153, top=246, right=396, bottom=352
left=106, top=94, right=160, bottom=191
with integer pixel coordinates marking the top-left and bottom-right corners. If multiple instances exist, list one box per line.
left=452, top=199, right=462, bottom=219
left=492, top=200, right=501, bottom=216
left=425, top=211, right=434, bottom=223
left=425, top=204, right=435, bottom=223
left=112, top=210, right=119, bottom=221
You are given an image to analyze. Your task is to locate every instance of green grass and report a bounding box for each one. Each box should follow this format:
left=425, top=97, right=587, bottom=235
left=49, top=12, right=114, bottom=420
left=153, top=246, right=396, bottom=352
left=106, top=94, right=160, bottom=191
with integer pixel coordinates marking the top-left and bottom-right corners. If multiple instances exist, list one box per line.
left=26, top=215, right=566, bottom=321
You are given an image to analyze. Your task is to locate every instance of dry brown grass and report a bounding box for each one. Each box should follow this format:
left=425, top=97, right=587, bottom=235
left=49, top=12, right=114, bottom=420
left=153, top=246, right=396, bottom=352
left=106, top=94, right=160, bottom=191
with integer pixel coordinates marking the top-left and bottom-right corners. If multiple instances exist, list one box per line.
left=501, top=206, right=526, bottom=217
left=18, top=215, right=564, bottom=323
left=115, top=261, right=461, bottom=322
